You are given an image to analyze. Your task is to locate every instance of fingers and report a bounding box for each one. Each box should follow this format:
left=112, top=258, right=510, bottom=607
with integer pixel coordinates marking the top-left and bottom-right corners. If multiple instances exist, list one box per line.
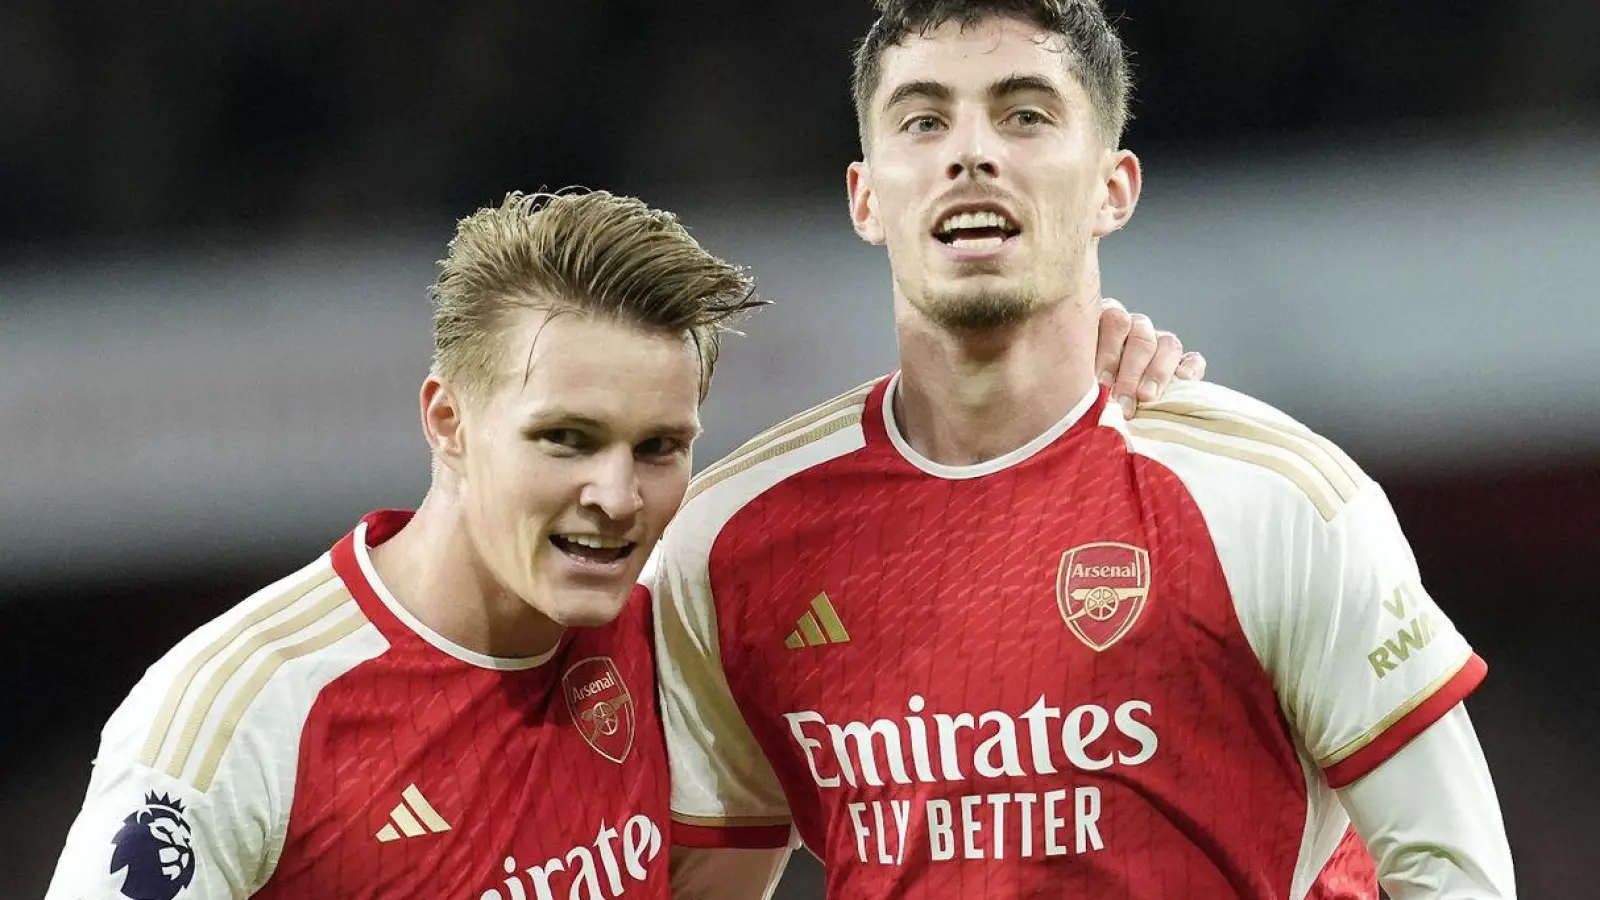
left=1097, top=298, right=1204, bottom=417
left=1137, top=331, right=1187, bottom=400
left=1095, top=298, right=1133, bottom=387
left=1175, top=350, right=1207, bottom=383
left=1110, top=313, right=1159, bottom=418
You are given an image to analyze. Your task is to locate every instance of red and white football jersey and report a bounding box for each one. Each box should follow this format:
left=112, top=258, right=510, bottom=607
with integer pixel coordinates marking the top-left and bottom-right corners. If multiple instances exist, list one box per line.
left=47, top=510, right=670, bottom=900
left=650, top=377, right=1486, bottom=899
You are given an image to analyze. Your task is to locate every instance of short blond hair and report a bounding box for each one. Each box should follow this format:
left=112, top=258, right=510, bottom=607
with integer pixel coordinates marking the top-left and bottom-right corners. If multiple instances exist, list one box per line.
left=429, top=190, right=762, bottom=401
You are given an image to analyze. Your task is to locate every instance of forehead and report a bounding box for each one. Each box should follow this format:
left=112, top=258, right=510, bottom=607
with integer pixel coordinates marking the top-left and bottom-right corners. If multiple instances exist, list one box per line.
left=874, top=15, right=1076, bottom=105
left=492, top=308, right=701, bottom=428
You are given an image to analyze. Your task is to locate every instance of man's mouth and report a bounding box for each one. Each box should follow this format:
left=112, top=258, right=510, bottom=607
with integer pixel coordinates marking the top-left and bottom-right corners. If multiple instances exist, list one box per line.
left=934, top=209, right=1021, bottom=251
left=550, top=534, right=635, bottom=564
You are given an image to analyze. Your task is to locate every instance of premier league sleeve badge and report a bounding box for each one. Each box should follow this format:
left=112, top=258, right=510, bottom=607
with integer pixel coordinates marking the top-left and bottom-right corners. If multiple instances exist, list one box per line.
left=109, top=791, right=195, bottom=900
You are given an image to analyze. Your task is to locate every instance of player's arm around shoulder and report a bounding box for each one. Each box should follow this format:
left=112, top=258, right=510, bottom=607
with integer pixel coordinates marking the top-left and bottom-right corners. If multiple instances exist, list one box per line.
left=45, top=640, right=283, bottom=899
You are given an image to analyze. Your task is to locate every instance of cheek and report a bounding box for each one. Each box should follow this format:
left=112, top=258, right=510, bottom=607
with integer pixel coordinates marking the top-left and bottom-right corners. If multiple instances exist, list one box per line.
left=473, top=475, right=562, bottom=549
left=643, top=468, right=692, bottom=520
left=479, top=445, right=558, bottom=504
left=890, top=186, right=924, bottom=234
left=864, top=166, right=917, bottom=232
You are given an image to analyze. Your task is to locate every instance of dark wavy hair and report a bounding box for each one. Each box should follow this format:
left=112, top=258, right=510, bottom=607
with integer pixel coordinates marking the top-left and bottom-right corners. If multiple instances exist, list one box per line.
left=851, top=0, right=1133, bottom=146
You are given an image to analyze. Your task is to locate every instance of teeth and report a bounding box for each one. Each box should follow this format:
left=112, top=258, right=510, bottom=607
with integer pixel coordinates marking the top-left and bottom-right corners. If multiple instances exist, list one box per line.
left=938, top=210, right=1016, bottom=234
left=560, top=535, right=629, bottom=550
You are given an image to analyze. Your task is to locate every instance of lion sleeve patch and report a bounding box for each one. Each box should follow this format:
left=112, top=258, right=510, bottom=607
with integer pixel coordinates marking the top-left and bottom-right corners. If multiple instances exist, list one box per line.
left=109, top=792, right=196, bottom=900
left=44, top=755, right=275, bottom=900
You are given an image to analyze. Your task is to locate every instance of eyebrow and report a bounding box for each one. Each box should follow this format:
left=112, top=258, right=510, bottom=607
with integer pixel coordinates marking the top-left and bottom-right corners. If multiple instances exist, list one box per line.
left=522, top=411, right=702, bottom=441
left=882, top=74, right=1067, bottom=114
left=987, top=74, right=1066, bottom=104
left=655, top=421, right=704, bottom=442
left=882, top=80, right=953, bottom=111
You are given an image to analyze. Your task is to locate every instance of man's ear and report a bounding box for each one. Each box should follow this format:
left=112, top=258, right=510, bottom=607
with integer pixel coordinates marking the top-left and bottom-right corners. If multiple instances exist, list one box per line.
left=422, top=374, right=469, bottom=474
left=847, top=161, right=887, bottom=245
left=1094, top=149, right=1142, bottom=238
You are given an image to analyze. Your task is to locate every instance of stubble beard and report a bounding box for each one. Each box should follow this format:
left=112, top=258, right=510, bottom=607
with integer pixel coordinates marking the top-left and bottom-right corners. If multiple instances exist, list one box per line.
left=918, top=283, right=1038, bottom=331
left=911, top=254, right=1042, bottom=331
left=914, top=229, right=1093, bottom=331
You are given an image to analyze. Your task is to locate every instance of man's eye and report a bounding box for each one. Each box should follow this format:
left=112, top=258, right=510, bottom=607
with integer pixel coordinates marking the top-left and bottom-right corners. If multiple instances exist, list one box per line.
left=904, top=115, right=944, bottom=134
left=1009, top=109, right=1047, bottom=127
left=540, top=429, right=592, bottom=451
left=637, top=437, right=686, bottom=460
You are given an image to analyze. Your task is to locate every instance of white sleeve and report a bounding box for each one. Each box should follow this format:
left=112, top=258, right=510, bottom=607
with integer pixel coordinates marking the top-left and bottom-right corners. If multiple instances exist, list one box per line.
left=1338, top=706, right=1516, bottom=898
left=670, top=846, right=794, bottom=900
left=647, top=536, right=794, bottom=850
left=1129, top=386, right=1504, bottom=888
left=1129, top=387, right=1486, bottom=786
left=44, top=680, right=277, bottom=900
left=1278, top=482, right=1486, bottom=787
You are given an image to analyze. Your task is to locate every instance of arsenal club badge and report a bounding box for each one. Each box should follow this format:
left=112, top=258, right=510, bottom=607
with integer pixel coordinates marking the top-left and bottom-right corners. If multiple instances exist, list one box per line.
left=562, top=656, right=636, bottom=764
left=1056, top=542, right=1151, bottom=652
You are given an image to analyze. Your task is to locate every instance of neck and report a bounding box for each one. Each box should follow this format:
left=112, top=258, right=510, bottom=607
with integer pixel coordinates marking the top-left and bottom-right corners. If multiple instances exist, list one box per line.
left=893, top=289, right=1100, bottom=466
left=367, top=491, right=564, bottom=659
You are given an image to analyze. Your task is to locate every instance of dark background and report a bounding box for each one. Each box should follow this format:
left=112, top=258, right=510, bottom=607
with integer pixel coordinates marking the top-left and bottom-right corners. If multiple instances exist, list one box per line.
left=4, top=1, right=1598, bottom=895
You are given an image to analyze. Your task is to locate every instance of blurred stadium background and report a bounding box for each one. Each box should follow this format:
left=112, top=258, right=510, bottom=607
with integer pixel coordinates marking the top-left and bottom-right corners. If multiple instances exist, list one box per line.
left=3, top=1, right=1597, bottom=895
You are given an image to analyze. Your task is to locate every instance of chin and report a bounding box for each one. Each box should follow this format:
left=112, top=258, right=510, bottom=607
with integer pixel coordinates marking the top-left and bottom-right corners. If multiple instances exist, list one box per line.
left=924, top=292, right=1036, bottom=331
left=544, top=585, right=636, bottom=628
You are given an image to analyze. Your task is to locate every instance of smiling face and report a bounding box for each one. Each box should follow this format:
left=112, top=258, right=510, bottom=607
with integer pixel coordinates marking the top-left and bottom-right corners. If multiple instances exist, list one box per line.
left=847, top=14, right=1139, bottom=330
left=431, top=307, right=702, bottom=629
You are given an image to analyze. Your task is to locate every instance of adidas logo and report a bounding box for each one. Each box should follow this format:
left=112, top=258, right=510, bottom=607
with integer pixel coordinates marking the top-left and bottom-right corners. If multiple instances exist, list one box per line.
left=375, top=784, right=452, bottom=843
left=784, top=592, right=851, bottom=649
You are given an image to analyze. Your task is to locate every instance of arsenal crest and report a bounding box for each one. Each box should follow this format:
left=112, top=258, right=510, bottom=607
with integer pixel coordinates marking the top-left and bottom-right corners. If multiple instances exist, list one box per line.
left=562, top=656, right=635, bottom=764
left=1056, top=542, right=1151, bottom=651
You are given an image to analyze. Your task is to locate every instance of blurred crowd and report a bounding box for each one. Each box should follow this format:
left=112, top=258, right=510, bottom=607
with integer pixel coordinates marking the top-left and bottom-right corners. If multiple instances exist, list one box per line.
left=3, top=0, right=1597, bottom=249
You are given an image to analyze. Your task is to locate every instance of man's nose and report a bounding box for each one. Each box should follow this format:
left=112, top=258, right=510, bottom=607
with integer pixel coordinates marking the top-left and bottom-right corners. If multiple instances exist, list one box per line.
left=579, top=449, right=644, bottom=521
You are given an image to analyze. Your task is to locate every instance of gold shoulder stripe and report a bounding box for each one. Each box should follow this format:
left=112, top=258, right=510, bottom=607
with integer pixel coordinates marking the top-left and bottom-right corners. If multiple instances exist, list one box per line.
left=1128, top=420, right=1345, bottom=521
left=161, top=583, right=354, bottom=783
left=193, top=604, right=367, bottom=791
left=671, top=811, right=793, bottom=828
left=1138, top=400, right=1363, bottom=487
left=1135, top=409, right=1361, bottom=501
left=695, top=380, right=877, bottom=486
left=685, top=410, right=862, bottom=506
left=140, top=562, right=337, bottom=768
